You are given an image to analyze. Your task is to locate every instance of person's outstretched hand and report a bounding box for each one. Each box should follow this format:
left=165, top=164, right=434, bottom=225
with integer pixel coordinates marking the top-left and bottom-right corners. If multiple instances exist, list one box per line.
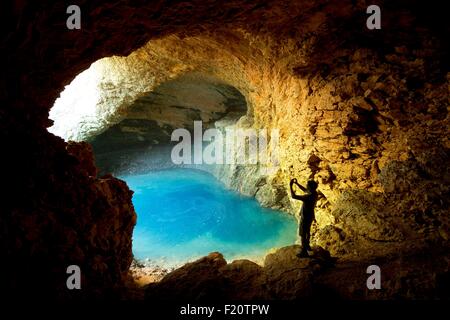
left=290, top=178, right=297, bottom=187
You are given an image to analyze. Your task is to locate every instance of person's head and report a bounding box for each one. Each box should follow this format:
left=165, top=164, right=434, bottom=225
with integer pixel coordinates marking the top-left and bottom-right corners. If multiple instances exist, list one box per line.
left=307, top=180, right=318, bottom=191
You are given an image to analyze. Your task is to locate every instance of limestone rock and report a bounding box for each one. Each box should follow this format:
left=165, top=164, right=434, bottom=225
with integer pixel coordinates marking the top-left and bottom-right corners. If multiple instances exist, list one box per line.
left=220, top=260, right=269, bottom=300
left=66, top=141, right=98, bottom=177
left=145, top=252, right=228, bottom=301
left=263, top=245, right=332, bottom=299
left=332, top=190, right=404, bottom=242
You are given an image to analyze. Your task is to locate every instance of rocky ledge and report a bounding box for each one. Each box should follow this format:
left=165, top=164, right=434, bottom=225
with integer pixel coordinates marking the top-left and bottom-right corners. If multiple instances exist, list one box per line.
left=143, top=244, right=450, bottom=300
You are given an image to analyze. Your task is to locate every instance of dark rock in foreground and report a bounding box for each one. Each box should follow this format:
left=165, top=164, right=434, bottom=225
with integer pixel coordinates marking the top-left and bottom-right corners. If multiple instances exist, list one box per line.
left=144, top=245, right=450, bottom=300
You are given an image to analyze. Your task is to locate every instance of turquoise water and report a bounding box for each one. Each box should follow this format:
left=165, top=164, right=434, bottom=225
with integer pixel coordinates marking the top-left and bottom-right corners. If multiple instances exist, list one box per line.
left=120, top=169, right=297, bottom=267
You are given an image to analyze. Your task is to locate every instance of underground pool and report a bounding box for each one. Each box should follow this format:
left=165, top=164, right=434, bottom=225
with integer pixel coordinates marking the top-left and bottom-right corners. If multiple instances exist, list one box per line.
left=119, top=168, right=297, bottom=268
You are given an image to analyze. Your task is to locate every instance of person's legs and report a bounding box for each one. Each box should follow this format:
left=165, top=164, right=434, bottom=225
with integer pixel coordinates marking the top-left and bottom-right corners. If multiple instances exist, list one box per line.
left=305, top=221, right=312, bottom=250
left=297, top=218, right=309, bottom=257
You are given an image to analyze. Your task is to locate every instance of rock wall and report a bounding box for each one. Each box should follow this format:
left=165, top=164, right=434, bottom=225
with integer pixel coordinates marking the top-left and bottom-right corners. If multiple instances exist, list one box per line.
left=2, top=0, right=449, bottom=298
left=51, top=1, right=448, bottom=258
left=1, top=132, right=136, bottom=299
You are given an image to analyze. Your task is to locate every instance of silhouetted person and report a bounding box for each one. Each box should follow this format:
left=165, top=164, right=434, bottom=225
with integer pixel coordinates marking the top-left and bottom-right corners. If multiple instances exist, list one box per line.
left=290, top=178, right=318, bottom=258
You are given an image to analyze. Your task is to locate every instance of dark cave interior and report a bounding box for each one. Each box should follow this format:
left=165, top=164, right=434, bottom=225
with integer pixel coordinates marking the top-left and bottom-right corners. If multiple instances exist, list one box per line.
left=1, top=0, right=449, bottom=301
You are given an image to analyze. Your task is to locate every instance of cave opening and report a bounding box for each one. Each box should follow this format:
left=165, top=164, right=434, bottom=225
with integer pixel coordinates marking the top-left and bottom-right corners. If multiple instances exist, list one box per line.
left=48, top=58, right=297, bottom=275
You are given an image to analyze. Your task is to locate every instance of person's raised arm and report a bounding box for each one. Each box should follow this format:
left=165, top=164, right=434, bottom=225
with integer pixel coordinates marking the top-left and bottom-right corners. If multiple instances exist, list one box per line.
left=290, top=179, right=309, bottom=201
left=295, top=181, right=307, bottom=192
left=290, top=179, right=296, bottom=197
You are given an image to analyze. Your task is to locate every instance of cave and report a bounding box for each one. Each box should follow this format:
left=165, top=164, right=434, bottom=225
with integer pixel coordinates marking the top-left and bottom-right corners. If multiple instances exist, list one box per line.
left=2, top=0, right=449, bottom=304
left=49, top=61, right=297, bottom=275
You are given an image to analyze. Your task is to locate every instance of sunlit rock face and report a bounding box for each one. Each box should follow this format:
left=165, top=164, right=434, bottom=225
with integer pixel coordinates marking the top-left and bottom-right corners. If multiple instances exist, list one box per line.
left=2, top=0, right=449, bottom=299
